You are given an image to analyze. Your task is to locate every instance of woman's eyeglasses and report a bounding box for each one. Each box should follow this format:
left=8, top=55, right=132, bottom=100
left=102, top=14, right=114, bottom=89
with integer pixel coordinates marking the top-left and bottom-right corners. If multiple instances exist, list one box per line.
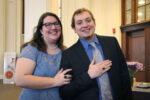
left=43, top=22, right=60, bottom=28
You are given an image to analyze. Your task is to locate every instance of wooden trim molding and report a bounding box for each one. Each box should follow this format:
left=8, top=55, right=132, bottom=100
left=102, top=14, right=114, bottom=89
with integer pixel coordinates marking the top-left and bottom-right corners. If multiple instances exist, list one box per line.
left=121, top=21, right=150, bottom=32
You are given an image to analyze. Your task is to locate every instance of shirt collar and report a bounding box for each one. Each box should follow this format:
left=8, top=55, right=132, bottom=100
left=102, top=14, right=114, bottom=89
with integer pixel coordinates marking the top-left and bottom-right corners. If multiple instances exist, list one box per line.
left=80, top=34, right=100, bottom=50
left=93, top=35, right=100, bottom=45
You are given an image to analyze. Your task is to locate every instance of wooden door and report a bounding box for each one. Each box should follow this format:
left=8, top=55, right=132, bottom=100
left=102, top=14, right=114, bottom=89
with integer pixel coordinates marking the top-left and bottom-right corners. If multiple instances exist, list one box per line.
left=121, top=22, right=150, bottom=82
left=126, top=30, right=146, bottom=82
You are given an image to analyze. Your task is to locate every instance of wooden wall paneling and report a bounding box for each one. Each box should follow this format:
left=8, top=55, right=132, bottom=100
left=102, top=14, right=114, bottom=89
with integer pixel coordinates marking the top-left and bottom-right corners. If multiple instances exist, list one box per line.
left=129, top=30, right=146, bottom=81
left=121, top=31, right=127, bottom=56
left=131, top=0, right=136, bottom=23
left=145, top=27, right=150, bottom=81
left=121, top=0, right=125, bottom=25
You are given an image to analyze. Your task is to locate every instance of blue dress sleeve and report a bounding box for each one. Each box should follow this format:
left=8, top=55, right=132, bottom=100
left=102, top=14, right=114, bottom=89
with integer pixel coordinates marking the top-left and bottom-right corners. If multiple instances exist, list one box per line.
left=19, top=44, right=38, bottom=62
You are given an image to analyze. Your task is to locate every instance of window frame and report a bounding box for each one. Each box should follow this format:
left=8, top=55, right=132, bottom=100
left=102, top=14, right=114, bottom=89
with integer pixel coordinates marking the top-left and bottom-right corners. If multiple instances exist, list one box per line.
left=122, top=0, right=150, bottom=26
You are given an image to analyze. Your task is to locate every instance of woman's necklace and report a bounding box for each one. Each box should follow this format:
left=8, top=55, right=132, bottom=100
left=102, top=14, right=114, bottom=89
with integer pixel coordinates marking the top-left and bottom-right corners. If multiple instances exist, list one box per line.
left=48, top=45, right=58, bottom=50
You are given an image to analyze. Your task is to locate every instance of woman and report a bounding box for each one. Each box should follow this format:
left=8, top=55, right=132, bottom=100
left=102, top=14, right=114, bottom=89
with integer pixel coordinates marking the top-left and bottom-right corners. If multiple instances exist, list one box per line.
left=15, top=12, right=71, bottom=100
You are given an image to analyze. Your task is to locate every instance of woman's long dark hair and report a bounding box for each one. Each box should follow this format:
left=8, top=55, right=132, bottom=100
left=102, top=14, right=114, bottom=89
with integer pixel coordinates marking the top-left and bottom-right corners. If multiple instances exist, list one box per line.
left=21, top=12, right=65, bottom=52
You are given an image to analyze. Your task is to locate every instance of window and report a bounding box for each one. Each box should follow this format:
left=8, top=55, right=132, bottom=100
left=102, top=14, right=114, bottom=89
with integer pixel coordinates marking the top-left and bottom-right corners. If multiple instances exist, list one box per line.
left=122, top=0, right=150, bottom=25
left=126, top=0, right=132, bottom=24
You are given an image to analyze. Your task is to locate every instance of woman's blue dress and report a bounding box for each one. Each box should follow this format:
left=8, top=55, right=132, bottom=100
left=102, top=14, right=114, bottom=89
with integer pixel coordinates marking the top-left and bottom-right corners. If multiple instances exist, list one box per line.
left=18, top=44, right=62, bottom=100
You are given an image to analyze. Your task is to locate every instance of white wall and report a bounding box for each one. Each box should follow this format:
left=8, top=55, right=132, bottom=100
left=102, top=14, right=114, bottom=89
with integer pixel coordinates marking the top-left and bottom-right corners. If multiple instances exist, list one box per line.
left=91, top=0, right=122, bottom=44
left=24, top=0, right=50, bottom=42
left=0, top=0, right=6, bottom=79
left=6, top=0, right=17, bottom=51
left=61, top=0, right=122, bottom=47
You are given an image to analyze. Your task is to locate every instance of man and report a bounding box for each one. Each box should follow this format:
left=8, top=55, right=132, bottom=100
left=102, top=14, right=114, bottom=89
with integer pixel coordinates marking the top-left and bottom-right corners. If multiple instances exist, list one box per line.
left=60, top=8, right=132, bottom=100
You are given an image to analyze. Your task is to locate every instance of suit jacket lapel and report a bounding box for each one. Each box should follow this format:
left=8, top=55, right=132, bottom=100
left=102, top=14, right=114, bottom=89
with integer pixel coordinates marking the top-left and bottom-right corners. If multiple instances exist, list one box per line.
left=74, top=40, right=91, bottom=66
left=98, top=36, right=111, bottom=60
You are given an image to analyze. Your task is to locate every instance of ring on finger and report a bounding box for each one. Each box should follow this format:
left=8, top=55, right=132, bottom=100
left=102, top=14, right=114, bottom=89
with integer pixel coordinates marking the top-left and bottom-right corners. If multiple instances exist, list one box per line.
left=102, top=67, right=106, bottom=70
left=64, top=75, right=67, bottom=79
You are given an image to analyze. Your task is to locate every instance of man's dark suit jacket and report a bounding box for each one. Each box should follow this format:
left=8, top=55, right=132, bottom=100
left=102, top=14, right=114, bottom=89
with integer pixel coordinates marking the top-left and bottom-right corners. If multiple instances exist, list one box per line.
left=60, top=35, right=132, bottom=100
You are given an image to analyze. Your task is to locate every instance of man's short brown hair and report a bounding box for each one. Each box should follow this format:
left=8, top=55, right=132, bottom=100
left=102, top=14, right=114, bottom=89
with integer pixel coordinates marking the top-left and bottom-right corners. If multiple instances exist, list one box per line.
left=71, top=8, right=95, bottom=29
